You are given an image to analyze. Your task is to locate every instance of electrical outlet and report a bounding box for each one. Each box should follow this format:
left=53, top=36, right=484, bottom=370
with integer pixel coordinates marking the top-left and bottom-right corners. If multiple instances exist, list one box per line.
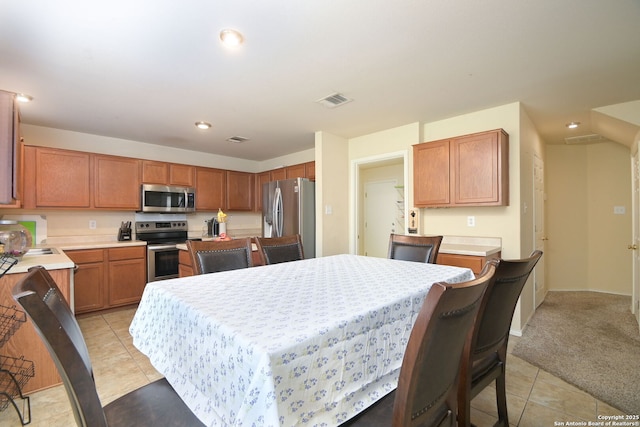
left=467, top=216, right=475, bottom=227
left=89, top=220, right=97, bottom=229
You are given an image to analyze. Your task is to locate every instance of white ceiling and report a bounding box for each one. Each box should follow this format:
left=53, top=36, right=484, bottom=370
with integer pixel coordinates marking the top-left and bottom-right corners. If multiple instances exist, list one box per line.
left=1, top=0, right=639, bottom=161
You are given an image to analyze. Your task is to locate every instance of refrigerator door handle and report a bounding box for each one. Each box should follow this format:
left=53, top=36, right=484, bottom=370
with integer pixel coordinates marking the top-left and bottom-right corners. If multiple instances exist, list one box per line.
left=274, top=187, right=283, bottom=237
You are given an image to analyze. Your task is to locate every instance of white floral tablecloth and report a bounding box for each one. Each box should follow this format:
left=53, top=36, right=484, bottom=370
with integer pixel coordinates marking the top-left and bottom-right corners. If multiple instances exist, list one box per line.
left=129, top=254, right=474, bottom=427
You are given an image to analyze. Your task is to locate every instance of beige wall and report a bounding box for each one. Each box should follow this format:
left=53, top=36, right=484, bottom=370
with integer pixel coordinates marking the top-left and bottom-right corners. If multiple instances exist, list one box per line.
left=546, top=142, right=631, bottom=294
left=341, top=103, right=545, bottom=332
left=419, top=103, right=523, bottom=259
left=315, top=131, right=349, bottom=256
left=518, top=105, right=547, bottom=325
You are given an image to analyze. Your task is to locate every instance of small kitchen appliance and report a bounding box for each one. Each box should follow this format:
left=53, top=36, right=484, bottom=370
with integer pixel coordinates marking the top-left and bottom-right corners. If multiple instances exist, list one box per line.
left=205, top=218, right=219, bottom=237
left=140, top=184, right=196, bottom=213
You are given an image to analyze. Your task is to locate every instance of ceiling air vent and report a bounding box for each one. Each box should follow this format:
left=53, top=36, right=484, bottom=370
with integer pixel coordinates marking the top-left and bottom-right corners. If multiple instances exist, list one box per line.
left=316, top=92, right=353, bottom=108
left=226, top=136, right=249, bottom=144
left=564, top=134, right=610, bottom=145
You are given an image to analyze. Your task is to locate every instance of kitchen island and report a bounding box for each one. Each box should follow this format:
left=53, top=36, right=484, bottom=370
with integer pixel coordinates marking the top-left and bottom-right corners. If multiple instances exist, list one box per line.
left=0, top=249, right=75, bottom=399
left=0, top=238, right=148, bottom=398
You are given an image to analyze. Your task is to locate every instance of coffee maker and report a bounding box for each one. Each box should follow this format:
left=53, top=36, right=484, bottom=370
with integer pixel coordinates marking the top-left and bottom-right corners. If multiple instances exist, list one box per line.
left=205, top=218, right=219, bottom=237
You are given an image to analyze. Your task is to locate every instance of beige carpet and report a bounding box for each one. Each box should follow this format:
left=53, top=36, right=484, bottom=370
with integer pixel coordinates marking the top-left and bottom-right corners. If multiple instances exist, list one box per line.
left=512, top=291, right=640, bottom=414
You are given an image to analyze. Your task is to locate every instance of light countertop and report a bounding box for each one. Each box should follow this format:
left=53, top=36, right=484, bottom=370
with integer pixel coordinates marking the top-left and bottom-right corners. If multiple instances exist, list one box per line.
left=439, top=235, right=502, bottom=257
left=4, top=239, right=146, bottom=275
left=5, top=250, right=75, bottom=274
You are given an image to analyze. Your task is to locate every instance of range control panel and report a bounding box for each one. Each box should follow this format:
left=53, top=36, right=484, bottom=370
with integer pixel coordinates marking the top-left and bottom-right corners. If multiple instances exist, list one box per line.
left=135, top=221, right=188, bottom=234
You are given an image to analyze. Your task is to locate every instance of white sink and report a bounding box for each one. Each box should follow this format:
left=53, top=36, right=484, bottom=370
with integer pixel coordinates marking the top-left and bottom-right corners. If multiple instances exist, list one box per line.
left=23, top=248, right=59, bottom=256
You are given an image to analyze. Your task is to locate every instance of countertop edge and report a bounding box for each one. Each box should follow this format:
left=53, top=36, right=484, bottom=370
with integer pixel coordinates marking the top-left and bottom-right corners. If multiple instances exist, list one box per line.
left=4, top=241, right=147, bottom=275
left=439, top=244, right=502, bottom=257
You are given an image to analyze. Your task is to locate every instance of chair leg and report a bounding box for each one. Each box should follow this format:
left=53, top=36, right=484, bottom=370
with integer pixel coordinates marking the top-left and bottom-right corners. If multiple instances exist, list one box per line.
left=495, top=368, right=509, bottom=427
left=457, top=388, right=472, bottom=427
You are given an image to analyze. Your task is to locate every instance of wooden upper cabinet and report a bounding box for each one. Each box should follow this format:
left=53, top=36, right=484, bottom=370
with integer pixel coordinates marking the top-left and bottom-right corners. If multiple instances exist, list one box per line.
left=195, top=167, right=226, bottom=211
left=169, top=163, right=195, bottom=187
left=452, top=129, right=508, bottom=206
left=142, top=161, right=194, bottom=187
left=413, top=140, right=451, bottom=206
left=23, top=146, right=91, bottom=208
left=270, top=167, right=286, bottom=181
left=226, top=170, right=254, bottom=211
left=93, top=154, right=141, bottom=209
left=285, top=163, right=306, bottom=179
left=141, top=160, right=168, bottom=184
left=255, top=171, right=271, bottom=212
left=413, top=129, right=508, bottom=207
left=305, top=161, right=315, bottom=181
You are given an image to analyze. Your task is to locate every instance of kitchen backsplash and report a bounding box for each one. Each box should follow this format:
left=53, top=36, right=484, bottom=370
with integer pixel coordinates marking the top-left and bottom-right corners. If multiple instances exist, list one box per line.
left=0, top=209, right=263, bottom=243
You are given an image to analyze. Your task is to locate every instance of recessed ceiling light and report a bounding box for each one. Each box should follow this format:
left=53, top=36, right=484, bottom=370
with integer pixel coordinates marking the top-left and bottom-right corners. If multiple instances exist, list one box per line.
left=195, top=121, right=212, bottom=130
left=16, top=93, right=33, bottom=103
left=219, top=29, right=244, bottom=47
left=566, top=121, right=580, bottom=129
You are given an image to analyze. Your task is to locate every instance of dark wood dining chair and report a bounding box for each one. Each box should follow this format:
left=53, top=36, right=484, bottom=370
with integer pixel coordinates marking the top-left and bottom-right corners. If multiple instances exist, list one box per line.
left=339, top=260, right=498, bottom=427
left=187, top=238, right=253, bottom=274
left=12, top=266, right=205, bottom=427
left=457, top=250, right=543, bottom=427
left=255, top=234, right=304, bottom=265
left=387, top=233, right=443, bottom=264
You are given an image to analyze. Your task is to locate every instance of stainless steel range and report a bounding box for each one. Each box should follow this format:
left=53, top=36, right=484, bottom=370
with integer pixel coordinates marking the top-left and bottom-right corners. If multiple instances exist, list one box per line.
left=136, top=220, right=188, bottom=282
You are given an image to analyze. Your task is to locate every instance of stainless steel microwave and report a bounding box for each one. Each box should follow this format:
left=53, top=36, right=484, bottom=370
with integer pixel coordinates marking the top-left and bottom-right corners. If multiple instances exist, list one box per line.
left=140, top=184, right=196, bottom=213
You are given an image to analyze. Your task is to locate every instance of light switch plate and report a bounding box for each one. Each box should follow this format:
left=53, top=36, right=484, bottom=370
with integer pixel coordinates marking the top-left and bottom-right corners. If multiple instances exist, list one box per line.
left=614, top=206, right=626, bottom=215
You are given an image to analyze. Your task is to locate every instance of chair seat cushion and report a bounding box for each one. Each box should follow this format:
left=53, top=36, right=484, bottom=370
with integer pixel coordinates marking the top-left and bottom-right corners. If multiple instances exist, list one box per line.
left=104, top=378, right=205, bottom=427
left=472, top=353, right=499, bottom=380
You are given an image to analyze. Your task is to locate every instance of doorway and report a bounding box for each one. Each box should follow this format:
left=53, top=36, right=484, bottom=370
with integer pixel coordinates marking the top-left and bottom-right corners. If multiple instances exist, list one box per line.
left=351, top=151, right=407, bottom=256
left=632, top=151, right=640, bottom=329
left=363, top=179, right=398, bottom=257
left=534, top=154, right=546, bottom=307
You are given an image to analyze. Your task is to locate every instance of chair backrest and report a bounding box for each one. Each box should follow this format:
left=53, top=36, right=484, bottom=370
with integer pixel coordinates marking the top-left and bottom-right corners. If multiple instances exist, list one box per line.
left=392, top=260, right=497, bottom=427
left=387, top=234, right=443, bottom=264
left=12, top=266, right=108, bottom=427
left=255, top=234, right=304, bottom=265
left=469, top=250, right=543, bottom=359
left=187, top=238, right=253, bottom=274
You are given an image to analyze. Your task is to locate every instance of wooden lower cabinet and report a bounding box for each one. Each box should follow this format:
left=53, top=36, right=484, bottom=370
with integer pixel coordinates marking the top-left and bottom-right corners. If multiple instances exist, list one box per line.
left=68, top=249, right=106, bottom=313
left=107, top=247, right=147, bottom=306
left=437, top=252, right=501, bottom=275
left=67, top=246, right=146, bottom=314
left=0, top=268, right=71, bottom=393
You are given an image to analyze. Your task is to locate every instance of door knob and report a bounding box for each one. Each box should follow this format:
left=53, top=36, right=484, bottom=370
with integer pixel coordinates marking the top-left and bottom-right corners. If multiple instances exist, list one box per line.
left=628, top=244, right=638, bottom=250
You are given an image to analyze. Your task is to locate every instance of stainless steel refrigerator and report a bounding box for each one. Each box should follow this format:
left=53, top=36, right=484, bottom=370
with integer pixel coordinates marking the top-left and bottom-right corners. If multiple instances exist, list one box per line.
left=262, top=177, right=315, bottom=258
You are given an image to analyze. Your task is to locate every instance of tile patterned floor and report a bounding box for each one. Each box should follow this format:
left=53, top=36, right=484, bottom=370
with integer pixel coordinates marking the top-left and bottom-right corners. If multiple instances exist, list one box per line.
left=0, top=306, right=627, bottom=426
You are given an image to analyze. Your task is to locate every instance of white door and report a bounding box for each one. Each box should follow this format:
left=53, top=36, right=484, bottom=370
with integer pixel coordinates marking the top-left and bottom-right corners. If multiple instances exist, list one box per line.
left=364, top=180, right=398, bottom=258
left=631, top=152, right=640, bottom=329
left=534, top=154, right=546, bottom=307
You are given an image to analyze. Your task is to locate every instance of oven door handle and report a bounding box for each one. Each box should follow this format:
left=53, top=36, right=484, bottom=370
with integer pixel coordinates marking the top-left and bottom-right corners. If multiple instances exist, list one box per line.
left=148, top=244, right=179, bottom=251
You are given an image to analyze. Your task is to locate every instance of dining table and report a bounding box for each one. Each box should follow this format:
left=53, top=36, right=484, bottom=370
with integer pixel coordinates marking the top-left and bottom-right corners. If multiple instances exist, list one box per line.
left=129, top=254, right=475, bottom=427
